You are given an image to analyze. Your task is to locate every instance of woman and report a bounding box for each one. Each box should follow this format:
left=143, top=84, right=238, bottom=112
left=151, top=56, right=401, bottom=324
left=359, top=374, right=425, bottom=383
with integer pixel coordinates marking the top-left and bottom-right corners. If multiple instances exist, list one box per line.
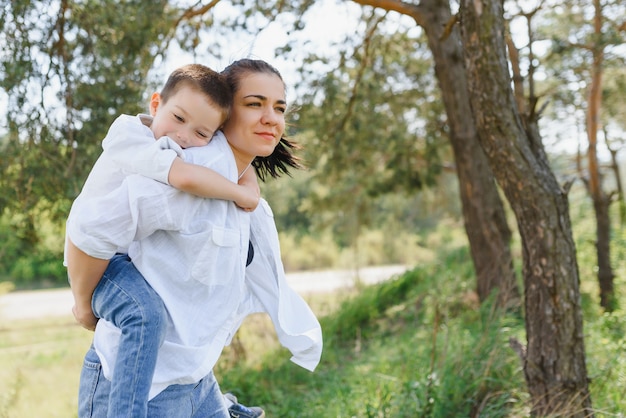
left=70, top=59, right=322, bottom=417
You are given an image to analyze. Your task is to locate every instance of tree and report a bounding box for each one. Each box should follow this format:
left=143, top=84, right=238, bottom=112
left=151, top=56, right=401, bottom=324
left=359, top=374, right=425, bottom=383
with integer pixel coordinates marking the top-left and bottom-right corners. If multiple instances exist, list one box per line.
left=0, top=0, right=175, bottom=248
left=539, top=0, right=626, bottom=311
left=458, top=0, right=592, bottom=414
left=292, top=13, right=450, bottom=264
left=349, top=0, right=520, bottom=309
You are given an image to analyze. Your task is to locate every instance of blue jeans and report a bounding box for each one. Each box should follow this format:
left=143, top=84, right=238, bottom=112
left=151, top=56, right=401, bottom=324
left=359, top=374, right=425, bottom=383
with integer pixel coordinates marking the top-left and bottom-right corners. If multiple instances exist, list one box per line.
left=79, top=345, right=228, bottom=417
left=83, top=253, right=168, bottom=417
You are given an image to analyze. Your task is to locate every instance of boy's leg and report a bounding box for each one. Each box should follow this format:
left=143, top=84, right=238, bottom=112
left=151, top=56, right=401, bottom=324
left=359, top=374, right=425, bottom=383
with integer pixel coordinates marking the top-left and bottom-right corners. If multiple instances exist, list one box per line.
left=91, top=253, right=168, bottom=418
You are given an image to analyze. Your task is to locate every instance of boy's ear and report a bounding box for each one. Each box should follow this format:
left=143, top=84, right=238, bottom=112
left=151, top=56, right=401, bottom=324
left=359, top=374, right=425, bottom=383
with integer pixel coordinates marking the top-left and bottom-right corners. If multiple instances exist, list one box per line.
left=149, top=92, right=161, bottom=116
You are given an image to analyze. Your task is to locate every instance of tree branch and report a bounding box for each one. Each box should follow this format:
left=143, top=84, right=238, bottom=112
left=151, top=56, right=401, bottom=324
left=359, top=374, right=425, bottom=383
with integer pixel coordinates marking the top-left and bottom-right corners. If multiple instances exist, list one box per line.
left=175, top=0, right=221, bottom=27
left=335, top=12, right=386, bottom=134
left=349, top=0, right=425, bottom=27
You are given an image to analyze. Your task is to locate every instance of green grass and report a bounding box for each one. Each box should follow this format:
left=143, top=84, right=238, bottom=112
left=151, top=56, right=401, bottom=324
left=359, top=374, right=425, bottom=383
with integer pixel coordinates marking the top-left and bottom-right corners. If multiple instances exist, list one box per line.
left=217, top=249, right=528, bottom=417
left=216, top=246, right=626, bottom=417
left=2, top=256, right=625, bottom=417
left=0, top=316, right=92, bottom=418
left=1, top=203, right=625, bottom=417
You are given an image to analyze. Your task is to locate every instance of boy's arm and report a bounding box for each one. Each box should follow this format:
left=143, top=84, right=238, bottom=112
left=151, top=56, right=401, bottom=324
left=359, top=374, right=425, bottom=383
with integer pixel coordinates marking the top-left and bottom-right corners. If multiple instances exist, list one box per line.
left=105, top=118, right=260, bottom=209
left=168, top=157, right=260, bottom=211
left=66, top=238, right=109, bottom=331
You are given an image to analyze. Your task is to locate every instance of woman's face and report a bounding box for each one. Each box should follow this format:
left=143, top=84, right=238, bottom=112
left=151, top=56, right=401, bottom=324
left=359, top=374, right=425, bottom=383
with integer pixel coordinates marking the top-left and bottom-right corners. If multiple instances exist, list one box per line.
left=222, top=72, right=286, bottom=164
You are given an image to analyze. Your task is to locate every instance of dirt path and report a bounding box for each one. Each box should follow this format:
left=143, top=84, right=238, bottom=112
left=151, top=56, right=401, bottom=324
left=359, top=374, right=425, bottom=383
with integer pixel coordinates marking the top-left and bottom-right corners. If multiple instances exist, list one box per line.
left=0, top=265, right=408, bottom=321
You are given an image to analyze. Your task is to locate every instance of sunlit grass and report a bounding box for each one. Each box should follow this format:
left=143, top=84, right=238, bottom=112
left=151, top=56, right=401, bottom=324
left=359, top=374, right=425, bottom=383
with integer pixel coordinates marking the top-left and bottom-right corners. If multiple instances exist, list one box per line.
left=0, top=316, right=92, bottom=418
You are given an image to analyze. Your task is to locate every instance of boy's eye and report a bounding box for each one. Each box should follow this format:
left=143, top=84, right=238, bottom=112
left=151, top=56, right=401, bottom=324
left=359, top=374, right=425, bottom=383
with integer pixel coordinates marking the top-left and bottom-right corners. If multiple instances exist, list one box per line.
left=174, top=114, right=184, bottom=122
left=197, top=131, right=208, bottom=139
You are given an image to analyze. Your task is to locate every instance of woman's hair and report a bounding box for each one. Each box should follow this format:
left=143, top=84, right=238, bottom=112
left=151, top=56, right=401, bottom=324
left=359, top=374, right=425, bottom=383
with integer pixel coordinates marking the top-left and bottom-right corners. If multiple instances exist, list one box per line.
left=221, top=58, right=302, bottom=181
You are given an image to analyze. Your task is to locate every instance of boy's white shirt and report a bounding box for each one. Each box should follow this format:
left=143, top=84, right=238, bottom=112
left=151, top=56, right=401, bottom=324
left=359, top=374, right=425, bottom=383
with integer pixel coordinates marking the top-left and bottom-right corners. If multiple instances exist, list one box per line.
left=65, top=117, right=322, bottom=399
left=63, top=114, right=180, bottom=262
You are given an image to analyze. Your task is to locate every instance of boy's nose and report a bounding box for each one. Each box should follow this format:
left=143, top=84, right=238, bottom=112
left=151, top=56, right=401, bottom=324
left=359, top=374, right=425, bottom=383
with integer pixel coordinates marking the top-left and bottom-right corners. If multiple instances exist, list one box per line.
left=177, top=132, right=188, bottom=143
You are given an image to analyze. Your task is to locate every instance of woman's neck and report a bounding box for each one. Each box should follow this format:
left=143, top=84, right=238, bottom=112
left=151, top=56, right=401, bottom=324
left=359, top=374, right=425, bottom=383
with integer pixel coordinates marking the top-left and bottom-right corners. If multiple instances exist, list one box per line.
left=229, top=144, right=254, bottom=180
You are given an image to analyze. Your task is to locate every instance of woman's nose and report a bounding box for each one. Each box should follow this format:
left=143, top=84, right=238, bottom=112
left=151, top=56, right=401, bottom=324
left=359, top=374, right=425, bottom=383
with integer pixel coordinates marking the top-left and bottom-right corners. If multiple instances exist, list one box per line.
left=261, top=110, right=278, bottom=125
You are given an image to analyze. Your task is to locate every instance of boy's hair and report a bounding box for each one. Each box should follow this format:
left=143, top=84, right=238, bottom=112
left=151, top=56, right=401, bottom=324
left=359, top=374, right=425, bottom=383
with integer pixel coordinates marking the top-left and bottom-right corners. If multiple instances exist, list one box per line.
left=221, top=58, right=302, bottom=181
left=161, top=64, right=232, bottom=123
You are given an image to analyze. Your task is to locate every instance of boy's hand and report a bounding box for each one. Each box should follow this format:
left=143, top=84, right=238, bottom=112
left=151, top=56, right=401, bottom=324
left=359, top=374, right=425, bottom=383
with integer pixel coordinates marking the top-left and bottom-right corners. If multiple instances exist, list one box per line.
left=236, top=168, right=260, bottom=212
left=72, top=303, right=99, bottom=331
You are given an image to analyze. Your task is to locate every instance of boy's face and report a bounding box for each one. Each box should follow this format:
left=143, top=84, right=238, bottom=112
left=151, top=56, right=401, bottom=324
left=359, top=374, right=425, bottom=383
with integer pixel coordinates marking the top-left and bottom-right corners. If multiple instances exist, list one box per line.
left=149, top=85, right=224, bottom=149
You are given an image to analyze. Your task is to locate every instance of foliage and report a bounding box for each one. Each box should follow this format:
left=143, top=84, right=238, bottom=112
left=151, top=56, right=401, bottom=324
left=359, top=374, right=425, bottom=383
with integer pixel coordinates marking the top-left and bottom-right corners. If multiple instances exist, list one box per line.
left=0, top=0, right=176, bottom=256
left=532, top=0, right=626, bottom=150
left=293, top=19, right=449, bottom=232
left=0, top=204, right=68, bottom=287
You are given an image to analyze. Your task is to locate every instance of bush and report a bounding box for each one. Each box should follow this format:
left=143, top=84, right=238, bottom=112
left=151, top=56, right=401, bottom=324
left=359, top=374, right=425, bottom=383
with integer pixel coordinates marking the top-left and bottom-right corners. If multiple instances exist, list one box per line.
left=279, top=231, right=340, bottom=271
left=9, top=250, right=66, bottom=287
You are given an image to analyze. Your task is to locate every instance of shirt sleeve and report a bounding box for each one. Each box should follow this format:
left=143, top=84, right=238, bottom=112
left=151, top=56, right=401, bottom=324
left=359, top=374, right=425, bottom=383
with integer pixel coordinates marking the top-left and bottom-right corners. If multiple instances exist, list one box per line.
left=242, top=199, right=323, bottom=371
left=67, top=175, right=178, bottom=259
left=102, top=114, right=182, bottom=185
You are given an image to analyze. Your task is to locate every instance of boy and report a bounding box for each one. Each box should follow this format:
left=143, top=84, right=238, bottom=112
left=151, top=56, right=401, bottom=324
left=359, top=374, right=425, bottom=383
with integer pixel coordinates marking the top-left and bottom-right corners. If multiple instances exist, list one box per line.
left=66, top=64, right=263, bottom=417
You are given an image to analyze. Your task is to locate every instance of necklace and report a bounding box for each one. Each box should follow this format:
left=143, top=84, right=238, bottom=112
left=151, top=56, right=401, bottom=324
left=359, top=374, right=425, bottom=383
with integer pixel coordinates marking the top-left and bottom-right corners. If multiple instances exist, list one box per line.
left=238, top=163, right=252, bottom=180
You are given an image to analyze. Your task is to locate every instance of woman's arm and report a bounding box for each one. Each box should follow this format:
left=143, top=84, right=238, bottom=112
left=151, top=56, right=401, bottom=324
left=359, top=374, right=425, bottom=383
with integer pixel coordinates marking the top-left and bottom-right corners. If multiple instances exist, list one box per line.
left=168, top=157, right=260, bottom=211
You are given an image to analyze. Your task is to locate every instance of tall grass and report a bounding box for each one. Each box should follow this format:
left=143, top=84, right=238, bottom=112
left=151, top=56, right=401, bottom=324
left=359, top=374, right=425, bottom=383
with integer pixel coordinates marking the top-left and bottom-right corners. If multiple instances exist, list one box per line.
left=1, top=192, right=625, bottom=416
left=217, top=244, right=626, bottom=417
left=217, top=248, right=526, bottom=417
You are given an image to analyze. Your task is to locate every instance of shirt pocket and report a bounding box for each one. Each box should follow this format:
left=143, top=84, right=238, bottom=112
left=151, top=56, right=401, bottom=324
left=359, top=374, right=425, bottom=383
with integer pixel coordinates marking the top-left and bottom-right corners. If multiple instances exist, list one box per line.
left=190, top=226, right=240, bottom=286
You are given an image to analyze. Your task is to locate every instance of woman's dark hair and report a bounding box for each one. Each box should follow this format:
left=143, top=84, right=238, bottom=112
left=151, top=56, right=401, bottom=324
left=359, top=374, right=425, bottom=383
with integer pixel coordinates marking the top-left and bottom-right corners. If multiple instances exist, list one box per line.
left=221, top=58, right=302, bottom=181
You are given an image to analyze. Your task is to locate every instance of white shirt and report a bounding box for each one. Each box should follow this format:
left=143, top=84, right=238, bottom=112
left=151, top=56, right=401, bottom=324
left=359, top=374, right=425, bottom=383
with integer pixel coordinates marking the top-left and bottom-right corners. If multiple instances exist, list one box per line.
left=64, top=114, right=180, bottom=261
left=67, top=130, right=322, bottom=399
left=76, top=113, right=178, bottom=199
left=234, top=201, right=323, bottom=372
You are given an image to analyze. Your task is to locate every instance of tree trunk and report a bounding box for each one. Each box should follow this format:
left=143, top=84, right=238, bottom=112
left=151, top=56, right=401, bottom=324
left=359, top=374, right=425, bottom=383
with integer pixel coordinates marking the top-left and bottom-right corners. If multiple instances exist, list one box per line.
left=458, top=0, right=593, bottom=415
left=352, top=0, right=520, bottom=310
left=419, top=0, right=520, bottom=310
left=586, top=0, right=615, bottom=311
left=594, top=194, right=615, bottom=309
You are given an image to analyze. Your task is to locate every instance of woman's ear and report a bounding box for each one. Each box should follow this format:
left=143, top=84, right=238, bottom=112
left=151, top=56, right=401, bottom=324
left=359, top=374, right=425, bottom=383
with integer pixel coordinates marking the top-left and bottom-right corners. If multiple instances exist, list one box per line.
left=149, top=92, right=161, bottom=116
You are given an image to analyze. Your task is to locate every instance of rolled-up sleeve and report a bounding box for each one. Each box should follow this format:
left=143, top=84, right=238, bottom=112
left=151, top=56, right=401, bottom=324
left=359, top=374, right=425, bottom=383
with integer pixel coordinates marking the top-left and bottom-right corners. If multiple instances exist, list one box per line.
left=67, top=175, right=177, bottom=259
left=103, top=115, right=182, bottom=185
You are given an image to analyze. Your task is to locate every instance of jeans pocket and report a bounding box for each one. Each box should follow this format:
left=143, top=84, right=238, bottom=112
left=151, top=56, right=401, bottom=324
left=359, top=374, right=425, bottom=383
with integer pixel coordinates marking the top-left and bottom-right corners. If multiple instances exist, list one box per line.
left=78, top=348, right=107, bottom=418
